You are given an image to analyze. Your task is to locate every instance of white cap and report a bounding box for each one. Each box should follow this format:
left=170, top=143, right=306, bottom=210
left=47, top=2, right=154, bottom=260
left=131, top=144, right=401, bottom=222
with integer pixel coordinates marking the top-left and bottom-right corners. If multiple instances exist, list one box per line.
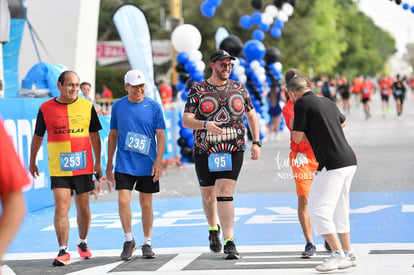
left=124, top=69, right=146, bottom=86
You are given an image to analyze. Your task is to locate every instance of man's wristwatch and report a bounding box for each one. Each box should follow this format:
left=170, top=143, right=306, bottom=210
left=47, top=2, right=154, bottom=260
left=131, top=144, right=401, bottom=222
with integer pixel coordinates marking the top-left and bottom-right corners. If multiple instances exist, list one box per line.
left=252, top=141, right=262, bottom=147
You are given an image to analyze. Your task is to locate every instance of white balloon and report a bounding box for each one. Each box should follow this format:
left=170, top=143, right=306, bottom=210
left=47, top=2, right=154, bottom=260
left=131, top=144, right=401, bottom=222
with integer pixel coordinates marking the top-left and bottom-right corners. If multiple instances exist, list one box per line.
left=277, top=10, right=289, bottom=23
left=258, top=74, right=267, bottom=84
left=265, top=5, right=278, bottom=18
left=195, top=60, right=206, bottom=72
left=255, top=66, right=266, bottom=76
left=188, top=50, right=203, bottom=61
left=250, top=60, right=261, bottom=70
left=261, top=13, right=273, bottom=25
left=282, top=3, right=294, bottom=17
left=233, top=57, right=241, bottom=67
left=238, top=75, right=247, bottom=84
left=233, top=65, right=245, bottom=76
left=171, top=24, right=202, bottom=52
left=275, top=61, right=283, bottom=72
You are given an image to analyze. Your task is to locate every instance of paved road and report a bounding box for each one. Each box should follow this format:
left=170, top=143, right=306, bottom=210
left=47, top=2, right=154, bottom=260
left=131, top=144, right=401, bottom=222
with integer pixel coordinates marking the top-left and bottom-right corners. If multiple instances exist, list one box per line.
left=2, top=92, right=414, bottom=274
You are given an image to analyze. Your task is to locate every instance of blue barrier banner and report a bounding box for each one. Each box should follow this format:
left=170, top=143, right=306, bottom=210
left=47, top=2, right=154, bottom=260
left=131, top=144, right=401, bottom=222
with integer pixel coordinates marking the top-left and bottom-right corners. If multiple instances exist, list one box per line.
left=163, top=109, right=180, bottom=160
left=3, top=19, right=25, bottom=98
left=0, top=98, right=52, bottom=212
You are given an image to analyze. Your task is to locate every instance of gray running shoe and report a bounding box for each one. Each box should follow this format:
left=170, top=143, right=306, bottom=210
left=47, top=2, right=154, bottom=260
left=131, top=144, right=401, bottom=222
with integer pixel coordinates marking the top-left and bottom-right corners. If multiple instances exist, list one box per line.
left=223, top=240, right=240, bottom=260
left=120, top=239, right=137, bottom=260
left=142, top=244, right=155, bottom=259
left=301, top=242, right=316, bottom=258
left=208, top=224, right=222, bottom=252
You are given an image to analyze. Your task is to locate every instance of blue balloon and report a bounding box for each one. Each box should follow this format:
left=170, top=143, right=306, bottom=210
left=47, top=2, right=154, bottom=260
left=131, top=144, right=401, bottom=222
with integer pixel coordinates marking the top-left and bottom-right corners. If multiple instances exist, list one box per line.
left=200, top=1, right=216, bottom=17
left=207, top=0, right=222, bottom=6
left=181, top=156, right=191, bottom=163
left=176, top=52, right=189, bottom=64
left=184, top=61, right=197, bottom=73
left=176, top=81, right=185, bottom=92
left=411, top=6, right=414, bottom=13
left=273, top=19, right=284, bottom=29
left=258, top=22, right=270, bottom=32
left=239, top=15, right=253, bottom=29
left=251, top=12, right=262, bottom=24
left=270, top=27, right=282, bottom=38
left=243, top=39, right=266, bottom=61
left=187, top=137, right=195, bottom=148
left=180, top=128, right=193, bottom=139
left=180, top=89, right=188, bottom=101
left=252, top=29, right=265, bottom=41
left=191, top=70, right=204, bottom=82
left=403, top=3, right=410, bottom=10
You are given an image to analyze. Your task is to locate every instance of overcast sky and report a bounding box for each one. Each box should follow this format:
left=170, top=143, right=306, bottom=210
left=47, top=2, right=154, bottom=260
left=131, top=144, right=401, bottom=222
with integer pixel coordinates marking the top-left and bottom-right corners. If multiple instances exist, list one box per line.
left=358, top=0, right=414, bottom=56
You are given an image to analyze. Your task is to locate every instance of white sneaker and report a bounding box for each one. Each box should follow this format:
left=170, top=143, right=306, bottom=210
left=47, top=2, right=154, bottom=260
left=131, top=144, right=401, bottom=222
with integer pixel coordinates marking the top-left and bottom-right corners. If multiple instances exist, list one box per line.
left=316, top=252, right=353, bottom=272
left=344, top=251, right=357, bottom=267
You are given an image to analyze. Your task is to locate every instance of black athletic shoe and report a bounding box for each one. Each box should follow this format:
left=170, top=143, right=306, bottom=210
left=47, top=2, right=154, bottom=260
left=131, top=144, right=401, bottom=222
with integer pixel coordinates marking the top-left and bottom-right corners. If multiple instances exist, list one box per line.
left=209, top=224, right=222, bottom=252
left=301, top=242, right=316, bottom=258
left=223, top=240, right=240, bottom=260
left=324, top=240, right=332, bottom=252
left=120, top=239, right=137, bottom=260
left=142, top=244, right=155, bottom=259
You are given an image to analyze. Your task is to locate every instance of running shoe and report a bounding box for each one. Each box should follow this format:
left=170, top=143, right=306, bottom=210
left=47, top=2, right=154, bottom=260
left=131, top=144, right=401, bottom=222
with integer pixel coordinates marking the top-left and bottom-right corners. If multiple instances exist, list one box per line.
left=301, top=242, right=316, bottom=258
left=52, top=249, right=70, bottom=266
left=345, top=251, right=357, bottom=267
left=120, top=239, right=137, bottom=260
left=142, top=244, right=155, bottom=259
left=77, top=242, right=92, bottom=259
left=223, top=240, right=240, bottom=260
left=316, top=252, right=352, bottom=272
left=324, top=240, right=332, bottom=252
left=208, top=224, right=222, bottom=253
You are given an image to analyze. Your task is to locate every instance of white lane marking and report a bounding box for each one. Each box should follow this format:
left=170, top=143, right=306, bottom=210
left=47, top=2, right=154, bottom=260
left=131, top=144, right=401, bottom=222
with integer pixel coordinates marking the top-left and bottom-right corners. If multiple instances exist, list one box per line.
left=242, top=255, right=326, bottom=259
left=66, top=261, right=124, bottom=275
left=157, top=253, right=202, bottom=272
left=402, top=204, right=414, bottom=212
left=236, top=261, right=321, bottom=265
left=1, top=265, right=16, bottom=275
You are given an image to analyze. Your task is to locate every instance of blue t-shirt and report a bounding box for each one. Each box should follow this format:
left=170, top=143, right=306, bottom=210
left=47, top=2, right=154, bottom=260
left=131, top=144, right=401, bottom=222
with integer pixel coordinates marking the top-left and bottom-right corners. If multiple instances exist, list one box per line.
left=110, top=96, right=166, bottom=176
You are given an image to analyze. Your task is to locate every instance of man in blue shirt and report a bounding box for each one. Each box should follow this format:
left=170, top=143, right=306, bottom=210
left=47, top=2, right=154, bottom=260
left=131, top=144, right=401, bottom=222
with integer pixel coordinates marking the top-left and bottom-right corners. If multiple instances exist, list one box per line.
left=106, top=69, right=166, bottom=260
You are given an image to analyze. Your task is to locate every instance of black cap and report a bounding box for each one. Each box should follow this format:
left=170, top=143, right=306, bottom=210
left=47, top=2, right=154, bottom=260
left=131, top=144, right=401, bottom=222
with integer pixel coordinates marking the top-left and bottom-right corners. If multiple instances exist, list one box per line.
left=210, top=50, right=236, bottom=62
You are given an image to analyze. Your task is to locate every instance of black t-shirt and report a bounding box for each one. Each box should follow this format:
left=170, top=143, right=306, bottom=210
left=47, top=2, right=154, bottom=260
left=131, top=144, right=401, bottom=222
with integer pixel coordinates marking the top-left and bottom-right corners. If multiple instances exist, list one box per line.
left=293, top=91, right=357, bottom=171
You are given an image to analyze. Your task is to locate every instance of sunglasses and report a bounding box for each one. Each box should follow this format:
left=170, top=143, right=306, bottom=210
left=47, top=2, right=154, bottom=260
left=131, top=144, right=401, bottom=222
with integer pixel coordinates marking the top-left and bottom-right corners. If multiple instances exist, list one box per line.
left=216, top=62, right=234, bottom=69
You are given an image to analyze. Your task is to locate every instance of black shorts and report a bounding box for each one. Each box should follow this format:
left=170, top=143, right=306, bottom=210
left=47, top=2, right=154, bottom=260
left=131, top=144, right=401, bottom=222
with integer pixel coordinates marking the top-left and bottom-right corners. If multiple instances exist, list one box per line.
left=115, top=172, right=160, bottom=194
left=393, top=94, right=405, bottom=104
left=194, top=151, right=244, bottom=187
left=51, top=174, right=94, bottom=195
left=361, top=98, right=370, bottom=104
left=381, top=95, right=389, bottom=102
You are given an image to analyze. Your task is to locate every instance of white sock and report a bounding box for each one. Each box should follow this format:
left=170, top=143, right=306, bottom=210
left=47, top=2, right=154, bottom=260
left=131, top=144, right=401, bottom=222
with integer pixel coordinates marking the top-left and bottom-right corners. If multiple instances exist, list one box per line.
left=125, top=232, right=133, bottom=242
left=59, top=246, right=68, bottom=252
left=79, top=239, right=87, bottom=244
left=143, top=236, right=151, bottom=246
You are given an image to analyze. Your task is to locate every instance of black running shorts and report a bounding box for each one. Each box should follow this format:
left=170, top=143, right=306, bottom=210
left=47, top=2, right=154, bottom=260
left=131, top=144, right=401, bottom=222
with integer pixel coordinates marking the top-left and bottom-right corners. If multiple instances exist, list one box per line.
left=194, top=151, right=244, bottom=187
left=115, top=172, right=160, bottom=194
left=51, top=174, right=94, bottom=195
